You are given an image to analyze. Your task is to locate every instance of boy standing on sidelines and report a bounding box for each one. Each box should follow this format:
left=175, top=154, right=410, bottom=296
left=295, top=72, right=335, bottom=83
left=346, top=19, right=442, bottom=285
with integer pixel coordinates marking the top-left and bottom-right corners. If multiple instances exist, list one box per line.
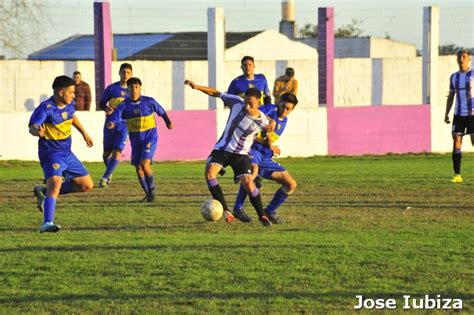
left=444, top=49, right=473, bottom=183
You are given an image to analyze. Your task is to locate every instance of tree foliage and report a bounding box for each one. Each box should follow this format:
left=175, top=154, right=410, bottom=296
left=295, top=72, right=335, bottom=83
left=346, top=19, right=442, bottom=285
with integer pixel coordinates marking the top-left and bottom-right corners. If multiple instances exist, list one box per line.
left=0, top=0, right=46, bottom=58
left=438, top=44, right=474, bottom=56
left=298, top=19, right=364, bottom=39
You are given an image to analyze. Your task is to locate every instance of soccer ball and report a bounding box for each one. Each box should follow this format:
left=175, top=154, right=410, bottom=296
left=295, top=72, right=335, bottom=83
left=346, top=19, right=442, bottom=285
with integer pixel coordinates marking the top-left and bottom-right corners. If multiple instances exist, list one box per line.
left=200, top=199, right=223, bottom=221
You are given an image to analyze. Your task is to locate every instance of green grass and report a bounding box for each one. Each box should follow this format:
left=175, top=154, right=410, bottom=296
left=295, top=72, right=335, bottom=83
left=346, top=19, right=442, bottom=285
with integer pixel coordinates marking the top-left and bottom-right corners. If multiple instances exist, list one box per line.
left=0, top=155, right=473, bottom=313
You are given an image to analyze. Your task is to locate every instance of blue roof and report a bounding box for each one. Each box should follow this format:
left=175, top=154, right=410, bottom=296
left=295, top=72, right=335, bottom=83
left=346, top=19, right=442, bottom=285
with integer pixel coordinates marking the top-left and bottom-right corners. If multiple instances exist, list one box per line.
left=29, top=34, right=173, bottom=60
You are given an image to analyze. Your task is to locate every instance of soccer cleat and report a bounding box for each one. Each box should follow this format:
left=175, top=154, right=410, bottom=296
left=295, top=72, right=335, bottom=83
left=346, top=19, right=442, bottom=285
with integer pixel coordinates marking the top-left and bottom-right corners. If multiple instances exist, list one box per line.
left=259, top=216, right=272, bottom=227
left=107, top=175, right=112, bottom=184
left=254, top=176, right=263, bottom=189
left=33, top=185, right=45, bottom=212
left=39, top=222, right=61, bottom=233
left=99, top=178, right=108, bottom=188
left=223, top=210, right=235, bottom=223
left=233, top=209, right=252, bottom=223
left=146, top=190, right=155, bottom=202
left=450, top=175, right=463, bottom=183
left=267, top=213, right=282, bottom=224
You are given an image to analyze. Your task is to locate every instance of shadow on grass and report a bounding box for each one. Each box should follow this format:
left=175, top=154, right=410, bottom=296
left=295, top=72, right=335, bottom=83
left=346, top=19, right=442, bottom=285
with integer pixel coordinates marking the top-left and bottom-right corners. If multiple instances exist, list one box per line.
left=0, top=222, right=208, bottom=234
left=0, top=242, right=331, bottom=253
left=0, top=291, right=472, bottom=305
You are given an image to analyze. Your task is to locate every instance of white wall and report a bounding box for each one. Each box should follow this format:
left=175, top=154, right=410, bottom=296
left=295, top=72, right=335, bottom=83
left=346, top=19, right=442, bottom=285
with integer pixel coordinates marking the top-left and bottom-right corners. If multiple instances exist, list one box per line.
left=2, top=55, right=461, bottom=112
left=0, top=107, right=327, bottom=161
left=370, top=37, right=417, bottom=58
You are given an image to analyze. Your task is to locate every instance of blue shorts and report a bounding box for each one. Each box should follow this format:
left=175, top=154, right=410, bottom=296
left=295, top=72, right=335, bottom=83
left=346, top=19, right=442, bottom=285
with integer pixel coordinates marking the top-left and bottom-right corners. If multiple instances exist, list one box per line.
left=250, top=149, right=286, bottom=179
left=40, top=152, right=89, bottom=180
left=103, top=121, right=128, bottom=151
left=131, top=137, right=157, bottom=166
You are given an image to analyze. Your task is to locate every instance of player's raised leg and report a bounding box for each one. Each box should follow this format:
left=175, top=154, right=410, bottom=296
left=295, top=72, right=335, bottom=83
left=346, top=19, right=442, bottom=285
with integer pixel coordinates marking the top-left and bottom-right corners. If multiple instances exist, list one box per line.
left=265, top=170, right=297, bottom=224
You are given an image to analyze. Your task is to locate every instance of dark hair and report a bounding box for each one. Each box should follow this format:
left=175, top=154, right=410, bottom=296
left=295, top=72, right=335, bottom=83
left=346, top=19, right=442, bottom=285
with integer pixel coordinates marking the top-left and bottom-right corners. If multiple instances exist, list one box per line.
left=457, top=49, right=471, bottom=57
left=127, top=77, right=142, bottom=86
left=120, top=63, right=133, bottom=72
left=280, top=93, right=298, bottom=106
left=72, top=71, right=81, bottom=76
left=244, top=87, right=261, bottom=99
left=241, top=56, right=254, bottom=65
left=52, top=75, right=75, bottom=90
left=285, top=67, right=295, bottom=77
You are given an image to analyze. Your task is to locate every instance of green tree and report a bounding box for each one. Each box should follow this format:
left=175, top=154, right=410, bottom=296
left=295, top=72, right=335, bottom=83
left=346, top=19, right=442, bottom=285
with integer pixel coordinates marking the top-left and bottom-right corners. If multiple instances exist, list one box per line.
left=298, top=19, right=364, bottom=39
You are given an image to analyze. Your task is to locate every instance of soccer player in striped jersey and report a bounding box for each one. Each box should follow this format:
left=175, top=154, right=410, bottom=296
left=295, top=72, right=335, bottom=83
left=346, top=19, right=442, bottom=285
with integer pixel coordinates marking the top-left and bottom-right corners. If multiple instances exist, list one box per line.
left=228, top=56, right=272, bottom=105
left=30, top=76, right=94, bottom=233
left=444, top=49, right=473, bottom=183
left=108, top=77, right=173, bottom=202
left=99, top=63, right=133, bottom=188
left=185, top=79, right=275, bottom=226
left=232, top=93, right=298, bottom=224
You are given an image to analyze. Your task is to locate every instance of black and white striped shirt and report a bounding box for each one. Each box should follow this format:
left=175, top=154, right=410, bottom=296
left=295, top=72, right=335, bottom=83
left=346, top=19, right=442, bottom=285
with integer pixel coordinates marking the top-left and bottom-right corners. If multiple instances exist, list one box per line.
left=214, top=93, right=270, bottom=155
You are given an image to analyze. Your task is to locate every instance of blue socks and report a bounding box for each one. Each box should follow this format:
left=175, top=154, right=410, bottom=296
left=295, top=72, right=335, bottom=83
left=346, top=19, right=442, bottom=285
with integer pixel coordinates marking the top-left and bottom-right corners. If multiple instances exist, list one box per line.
left=233, top=184, right=248, bottom=212
left=44, top=197, right=56, bottom=223
left=138, top=176, right=149, bottom=194
left=266, top=187, right=289, bottom=214
left=59, top=181, right=77, bottom=195
left=102, top=158, right=119, bottom=180
left=145, top=175, right=155, bottom=192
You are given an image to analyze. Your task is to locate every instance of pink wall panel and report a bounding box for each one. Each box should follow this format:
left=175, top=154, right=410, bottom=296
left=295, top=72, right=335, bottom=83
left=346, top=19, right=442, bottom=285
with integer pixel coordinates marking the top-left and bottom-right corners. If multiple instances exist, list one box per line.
left=121, top=109, right=216, bottom=161
left=328, top=105, right=431, bottom=155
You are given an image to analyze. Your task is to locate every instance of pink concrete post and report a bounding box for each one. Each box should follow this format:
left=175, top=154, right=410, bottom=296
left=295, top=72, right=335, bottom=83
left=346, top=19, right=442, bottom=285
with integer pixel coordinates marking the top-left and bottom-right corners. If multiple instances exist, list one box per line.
left=94, top=1, right=112, bottom=111
left=318, top=7, right=334, bottom=108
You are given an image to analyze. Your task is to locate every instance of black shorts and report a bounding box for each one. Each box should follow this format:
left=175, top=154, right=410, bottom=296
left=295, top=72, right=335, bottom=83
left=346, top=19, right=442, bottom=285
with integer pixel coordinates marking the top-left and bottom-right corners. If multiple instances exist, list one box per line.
left=206, top=150, right=252, bottom=181
left=452, top=115, right=474, bottom=135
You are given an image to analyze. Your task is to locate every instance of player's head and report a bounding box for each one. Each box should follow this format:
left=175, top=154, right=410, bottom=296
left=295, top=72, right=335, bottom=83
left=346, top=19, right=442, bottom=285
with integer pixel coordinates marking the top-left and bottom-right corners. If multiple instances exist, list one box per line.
left=119, top=63, right=133, bottom=84
left=243, top=87, right=261, bottom=116
left=277, top=93, right=298, bottom=118
left=127, top=77, right=142, bottom=100
left=72, top=71, right=82, bottom=85
left=456, top=49, right=471, bottom=70
left=285, top=67, right=295, bottom=78
left=52, top=75, right=75, bottom=105
left=241, top=56, right=255, bottom=77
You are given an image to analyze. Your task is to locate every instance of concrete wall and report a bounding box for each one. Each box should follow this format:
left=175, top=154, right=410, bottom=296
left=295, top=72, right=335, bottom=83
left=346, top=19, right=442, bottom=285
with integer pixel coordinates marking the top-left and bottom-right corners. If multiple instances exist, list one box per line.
left=328, top=105, right=431, bottom=155
left=370, top=37, right=417, bottom=58
left=335, top=37, right=370, bottom=58
left=0, top=56, right=460, bottom=112
left=0, top=107, right=326, bottom=161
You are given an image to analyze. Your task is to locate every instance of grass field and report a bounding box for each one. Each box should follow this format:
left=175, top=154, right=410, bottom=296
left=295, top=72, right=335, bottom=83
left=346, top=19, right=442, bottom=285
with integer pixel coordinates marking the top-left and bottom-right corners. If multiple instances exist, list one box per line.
left=0, top=155, right=473, bottom=313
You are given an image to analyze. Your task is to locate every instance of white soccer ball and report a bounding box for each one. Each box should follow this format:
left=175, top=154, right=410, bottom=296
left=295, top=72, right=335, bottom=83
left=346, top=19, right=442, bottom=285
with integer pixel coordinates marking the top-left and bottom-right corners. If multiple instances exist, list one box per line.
left=200, top=199, right=224, bottom=221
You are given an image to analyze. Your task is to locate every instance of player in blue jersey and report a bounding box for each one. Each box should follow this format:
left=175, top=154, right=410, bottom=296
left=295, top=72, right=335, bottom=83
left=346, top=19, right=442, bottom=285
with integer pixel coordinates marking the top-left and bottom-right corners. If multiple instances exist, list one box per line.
left=228, top=56, right=272, bottom=105
left=444, top=49, right=473, bottom=183
left=232, top=93, right=298, bottom=224
left=30, top=76, right=94, bottom=233
left=99, top=63, right=133, bottom=188
left=108, top=77, right=174, bottom=202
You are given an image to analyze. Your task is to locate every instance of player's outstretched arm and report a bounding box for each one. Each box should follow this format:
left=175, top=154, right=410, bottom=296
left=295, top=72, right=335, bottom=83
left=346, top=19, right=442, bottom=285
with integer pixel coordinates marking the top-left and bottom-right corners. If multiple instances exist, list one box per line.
left=72, top=114, right=93, bottom=147
left=184, top=80, right=221, bottom=97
